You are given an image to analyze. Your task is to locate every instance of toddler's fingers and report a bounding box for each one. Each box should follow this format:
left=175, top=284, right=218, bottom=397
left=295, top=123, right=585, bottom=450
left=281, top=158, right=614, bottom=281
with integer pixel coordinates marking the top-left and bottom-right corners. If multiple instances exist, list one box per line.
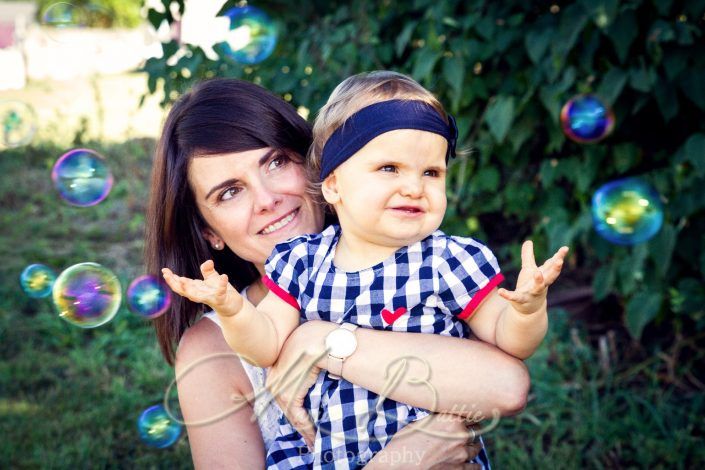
left=161, top=269, right=184, bottom=294
left=520, top=240, right=537, bottom=269
left=216, top=274, right=229, bottom=295
left=530, top=270, right=546, bottom=294
left=542, top=258, right=565, bottom=285
left=199, top=260, right=220, bottom=280
left=498, top=288, right=519, bottom=302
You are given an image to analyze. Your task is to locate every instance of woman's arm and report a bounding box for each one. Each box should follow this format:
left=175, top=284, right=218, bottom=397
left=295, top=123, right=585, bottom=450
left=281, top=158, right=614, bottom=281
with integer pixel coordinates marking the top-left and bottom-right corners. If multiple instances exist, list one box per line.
left=175, top=319, right=265, bottom=469
left=276, top=320, right=529, bottom=419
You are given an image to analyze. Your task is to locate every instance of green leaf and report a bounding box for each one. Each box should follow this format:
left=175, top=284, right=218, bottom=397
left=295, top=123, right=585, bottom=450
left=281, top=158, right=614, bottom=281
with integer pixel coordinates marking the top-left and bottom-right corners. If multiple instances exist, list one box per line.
left=679, top=68, right=705, bottom=110
left=653, top=78, right=679, bottom=122
left=546, top=222, right=574, bottom=254
left=612, top=144, right=639, bottom=173
left=593, top=262, right=616, bottom=301
left=525, top=28, right=553, bottom=64
left=539, top=159, right=559, bottom=188
left=442, top=56, right=465, bottom=96
left=629, top=66, right=656, bottom=93
left=147, top=8, right=165, bottom=30
left=474, top=166, right=501, bottom=192
left=412, top=48, right=441, bottom=82
left=606, top=11, right=637, bottom=63
left=663, top=50, right=689, bottom=80
left=625, top=291, right=663, bottom=340
left=683, top=134, right=705, bottom=175
left=596, top=67, right=627, bottom=106
left=649, top=223, right=677, bottom=278
left=484, top=96, right=516, bottom=143
left=553, top=4, right=589, bottom=58
left=396, top=21, right=417, bottom=57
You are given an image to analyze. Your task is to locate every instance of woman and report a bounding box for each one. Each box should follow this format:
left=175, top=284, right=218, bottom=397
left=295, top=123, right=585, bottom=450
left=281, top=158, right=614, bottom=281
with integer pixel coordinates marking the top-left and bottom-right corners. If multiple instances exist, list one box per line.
left=146, top=78, right=530, bottom=469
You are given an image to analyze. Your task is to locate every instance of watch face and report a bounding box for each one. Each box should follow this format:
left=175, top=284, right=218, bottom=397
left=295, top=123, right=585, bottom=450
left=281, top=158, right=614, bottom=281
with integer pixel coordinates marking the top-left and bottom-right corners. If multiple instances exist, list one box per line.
left=325, top=328, right=357, bottom=357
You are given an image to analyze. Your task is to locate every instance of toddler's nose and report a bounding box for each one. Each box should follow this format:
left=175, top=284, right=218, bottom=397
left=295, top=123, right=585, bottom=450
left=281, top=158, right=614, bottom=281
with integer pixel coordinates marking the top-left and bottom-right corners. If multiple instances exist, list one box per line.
left=400, top=175, right=423, bottom=198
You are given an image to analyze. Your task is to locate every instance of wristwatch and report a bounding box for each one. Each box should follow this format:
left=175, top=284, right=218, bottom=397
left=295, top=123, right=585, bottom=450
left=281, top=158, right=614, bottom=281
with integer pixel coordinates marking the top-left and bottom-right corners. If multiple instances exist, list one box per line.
left=324, top=323, right=359, bottom=379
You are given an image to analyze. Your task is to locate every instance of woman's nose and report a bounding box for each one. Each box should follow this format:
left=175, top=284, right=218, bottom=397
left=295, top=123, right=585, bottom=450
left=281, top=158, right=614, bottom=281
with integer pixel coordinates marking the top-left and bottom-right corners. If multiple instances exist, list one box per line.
left=252, top=179, right=282, bottom=213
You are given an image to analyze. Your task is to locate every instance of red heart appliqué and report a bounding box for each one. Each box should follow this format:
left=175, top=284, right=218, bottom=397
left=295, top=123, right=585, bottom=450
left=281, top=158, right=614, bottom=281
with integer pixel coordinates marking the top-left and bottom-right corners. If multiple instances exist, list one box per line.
left=381, top=307, right=408, bottom=325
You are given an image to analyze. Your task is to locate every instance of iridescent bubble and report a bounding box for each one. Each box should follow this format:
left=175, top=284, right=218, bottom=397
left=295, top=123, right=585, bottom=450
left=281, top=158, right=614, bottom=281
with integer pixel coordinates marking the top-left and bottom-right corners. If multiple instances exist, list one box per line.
left=51, top=149, right=113, bottom=207
left=592, top=177, right=664, bottom=245
left=41, top=2, right=88, bottom=28
left=137, top=404, right=182, bottom=448
left=20, top=264, right=57, bottom=299
left=0, top=100, right=37, bottom=148
left=53, top=262, right=121, bottom=328
left=222, top=6, right=277, bottom=64
left=127, top=275, right=171, bottom=319
left=560, top=94, right=615, bottom=143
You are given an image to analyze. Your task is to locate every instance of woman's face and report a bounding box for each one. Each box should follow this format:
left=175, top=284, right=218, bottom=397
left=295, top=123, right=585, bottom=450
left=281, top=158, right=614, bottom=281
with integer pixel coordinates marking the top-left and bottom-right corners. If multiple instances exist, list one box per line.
left=188, top=148, right=324, bottom=270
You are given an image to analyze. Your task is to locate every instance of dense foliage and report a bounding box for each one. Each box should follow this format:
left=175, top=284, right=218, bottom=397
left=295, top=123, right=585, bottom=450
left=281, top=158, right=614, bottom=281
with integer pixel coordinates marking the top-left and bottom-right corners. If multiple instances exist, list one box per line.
left=142, top=0, right=705, bottom=346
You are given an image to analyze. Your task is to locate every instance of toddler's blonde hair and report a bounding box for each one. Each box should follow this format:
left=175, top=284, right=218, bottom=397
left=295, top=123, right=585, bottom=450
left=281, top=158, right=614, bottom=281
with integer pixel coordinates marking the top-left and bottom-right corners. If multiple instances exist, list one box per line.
left=307, top=71, right=450, bottom=188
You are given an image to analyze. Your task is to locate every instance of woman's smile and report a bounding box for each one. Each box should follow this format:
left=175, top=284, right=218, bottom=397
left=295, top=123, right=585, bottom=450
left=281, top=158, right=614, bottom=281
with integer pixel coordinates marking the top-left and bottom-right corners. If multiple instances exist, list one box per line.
left=258, top=207, right=301, bottom=235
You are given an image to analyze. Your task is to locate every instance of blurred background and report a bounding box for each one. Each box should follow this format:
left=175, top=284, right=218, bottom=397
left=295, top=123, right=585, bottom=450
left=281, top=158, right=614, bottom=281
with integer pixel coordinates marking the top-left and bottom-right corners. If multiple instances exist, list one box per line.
left=1, top=0, right=704, bottom=467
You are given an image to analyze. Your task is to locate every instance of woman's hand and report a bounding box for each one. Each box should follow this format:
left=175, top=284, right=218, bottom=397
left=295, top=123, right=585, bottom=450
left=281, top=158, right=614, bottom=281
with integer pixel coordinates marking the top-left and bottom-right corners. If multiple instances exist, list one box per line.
left=162, top=260, right=243, bottom=317
left=365, top=413, right=482, bottom=469
left=266, top=322, right=330, bottom=449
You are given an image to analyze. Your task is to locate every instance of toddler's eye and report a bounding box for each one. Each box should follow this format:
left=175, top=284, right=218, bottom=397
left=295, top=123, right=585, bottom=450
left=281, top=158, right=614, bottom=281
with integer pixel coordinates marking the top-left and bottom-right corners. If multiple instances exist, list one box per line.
left=379, top=165, right=398, bottom=173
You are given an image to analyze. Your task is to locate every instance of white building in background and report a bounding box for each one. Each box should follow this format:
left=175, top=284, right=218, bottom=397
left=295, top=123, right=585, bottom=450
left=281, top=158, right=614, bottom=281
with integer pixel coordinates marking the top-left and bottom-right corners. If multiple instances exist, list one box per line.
left=0, top=0, right=165, bottom=90
left=0, top=1, right=34, bottom=90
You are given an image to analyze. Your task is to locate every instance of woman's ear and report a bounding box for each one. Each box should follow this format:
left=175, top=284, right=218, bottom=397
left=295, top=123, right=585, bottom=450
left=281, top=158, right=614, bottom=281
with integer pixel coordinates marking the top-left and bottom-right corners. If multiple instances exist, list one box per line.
left=321, top=173, right=341, bottom=205
left=202, top=228, right=224, bottom=250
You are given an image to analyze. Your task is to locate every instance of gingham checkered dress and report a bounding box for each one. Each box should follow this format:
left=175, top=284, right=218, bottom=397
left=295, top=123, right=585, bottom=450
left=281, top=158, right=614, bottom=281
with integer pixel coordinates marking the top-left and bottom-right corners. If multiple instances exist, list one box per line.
left=263, top=224, right=503, bottom=470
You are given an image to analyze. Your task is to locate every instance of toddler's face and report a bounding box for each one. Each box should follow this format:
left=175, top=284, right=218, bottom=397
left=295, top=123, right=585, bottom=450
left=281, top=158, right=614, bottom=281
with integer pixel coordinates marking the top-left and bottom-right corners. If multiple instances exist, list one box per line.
left=325, top=129, right=448, bottom=248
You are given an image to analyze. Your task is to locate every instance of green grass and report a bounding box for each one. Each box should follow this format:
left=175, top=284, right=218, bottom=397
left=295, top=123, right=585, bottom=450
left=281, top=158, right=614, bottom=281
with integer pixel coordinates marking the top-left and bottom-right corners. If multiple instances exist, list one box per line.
left=1, top=139, right=191, bottom=468
left=1, top=139, right=704, bottom=468
left=487, top=312, right=705, bottom=468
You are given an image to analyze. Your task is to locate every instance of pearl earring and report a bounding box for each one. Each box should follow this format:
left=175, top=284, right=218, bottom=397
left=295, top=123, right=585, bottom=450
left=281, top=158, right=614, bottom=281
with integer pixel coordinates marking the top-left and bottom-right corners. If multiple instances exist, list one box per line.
left=213, top=241, right=222, bottom=250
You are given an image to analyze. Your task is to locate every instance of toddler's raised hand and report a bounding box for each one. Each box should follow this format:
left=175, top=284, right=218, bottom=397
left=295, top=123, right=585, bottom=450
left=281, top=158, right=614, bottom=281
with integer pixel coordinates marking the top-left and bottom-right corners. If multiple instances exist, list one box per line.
left=162, top=260, right=243, bottom=317
left=497, top=241, right=569, bottom=315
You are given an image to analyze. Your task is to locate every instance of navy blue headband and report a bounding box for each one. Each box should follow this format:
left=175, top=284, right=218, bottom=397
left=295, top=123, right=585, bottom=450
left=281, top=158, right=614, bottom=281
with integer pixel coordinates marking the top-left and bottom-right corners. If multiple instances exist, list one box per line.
left=319, top=99, right=458, bottom=181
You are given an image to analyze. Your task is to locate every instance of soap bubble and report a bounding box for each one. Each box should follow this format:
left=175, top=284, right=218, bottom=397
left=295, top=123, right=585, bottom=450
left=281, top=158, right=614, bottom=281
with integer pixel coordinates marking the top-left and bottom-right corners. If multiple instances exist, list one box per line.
left=127, top=275, right=171, bottom=319
left=560, top=94, right=615, bottom=143
left=20, top=264, right=57, bottom=298
left=1, top=100, right=37, bottom=148
left=592, top=177, right=664, bottom=245
left=137, top=404, right=182, bottom=448
left=40, top=2, right=90, bottom=43
left=51, top=149, right=113, bottom=207
left=41, top=2, right=88, bottom=28
left=222, top=6, right=277, bottom=64
left=53, top=262, right=121, bottom=328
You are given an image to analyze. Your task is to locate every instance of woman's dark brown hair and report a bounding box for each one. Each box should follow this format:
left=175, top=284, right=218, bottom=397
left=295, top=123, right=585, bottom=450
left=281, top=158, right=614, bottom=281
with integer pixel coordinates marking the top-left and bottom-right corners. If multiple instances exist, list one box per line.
left=146, top=78, right=312, bottom=365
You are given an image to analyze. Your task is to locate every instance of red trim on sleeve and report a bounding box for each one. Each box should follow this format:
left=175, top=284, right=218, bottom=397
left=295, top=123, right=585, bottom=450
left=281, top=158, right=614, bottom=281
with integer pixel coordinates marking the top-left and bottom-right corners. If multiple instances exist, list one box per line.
left=457, top=273, right=505, bottom=320
left=262, top=275, right=300, bottom=310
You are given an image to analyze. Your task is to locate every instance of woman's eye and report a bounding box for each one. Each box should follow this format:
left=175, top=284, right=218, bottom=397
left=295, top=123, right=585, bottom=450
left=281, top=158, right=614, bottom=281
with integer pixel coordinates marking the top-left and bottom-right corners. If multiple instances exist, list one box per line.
left=380, top=165, right=397, bottom=173
left=268, top=154, right=290, bottom=171
left=424, top=169, right=439, bottom=177
left=219, top=187, right=241, bottom=201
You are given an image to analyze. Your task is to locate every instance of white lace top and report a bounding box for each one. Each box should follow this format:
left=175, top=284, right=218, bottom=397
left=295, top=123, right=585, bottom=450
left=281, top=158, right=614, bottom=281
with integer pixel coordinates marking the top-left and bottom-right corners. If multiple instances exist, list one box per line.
left=202, top=287, right=282, bottom=449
